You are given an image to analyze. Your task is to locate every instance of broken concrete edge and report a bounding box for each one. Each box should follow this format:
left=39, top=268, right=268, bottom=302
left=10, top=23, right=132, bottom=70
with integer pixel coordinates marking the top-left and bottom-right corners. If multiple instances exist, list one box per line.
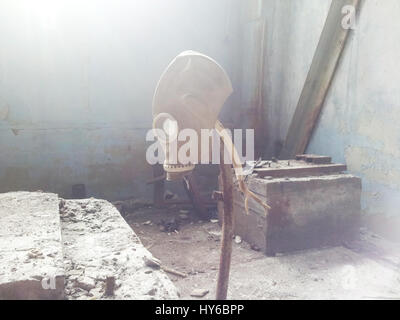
left=59, top=197, right=179, bottom=300
left=0, top=192, right=66, bottom=300
left=0, top=191, right=179, bottom=300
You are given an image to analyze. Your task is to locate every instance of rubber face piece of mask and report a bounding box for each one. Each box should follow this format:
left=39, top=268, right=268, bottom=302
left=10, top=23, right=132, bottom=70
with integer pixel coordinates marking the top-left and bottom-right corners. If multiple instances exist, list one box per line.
left=152, top=51, right=233, bottom=180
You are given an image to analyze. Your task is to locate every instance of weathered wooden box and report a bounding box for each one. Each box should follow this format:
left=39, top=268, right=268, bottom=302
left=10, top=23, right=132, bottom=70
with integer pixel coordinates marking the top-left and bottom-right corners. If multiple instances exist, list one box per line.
left=218, top=155, right=361, bottom=255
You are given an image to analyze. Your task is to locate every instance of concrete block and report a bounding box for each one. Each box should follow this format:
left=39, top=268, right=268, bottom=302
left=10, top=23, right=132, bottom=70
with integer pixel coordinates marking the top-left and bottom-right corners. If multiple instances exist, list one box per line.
left=60, top=198, right=179, bottom=300
left=0, top=192, right=65, bottom=299
left=221, top=174, right=361, bottom=255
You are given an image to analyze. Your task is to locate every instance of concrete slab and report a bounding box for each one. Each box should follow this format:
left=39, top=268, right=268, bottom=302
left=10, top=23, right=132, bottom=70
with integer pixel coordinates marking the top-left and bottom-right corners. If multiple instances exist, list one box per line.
left=0, top=192, right=65, bottom=299
left=60, top=198, right=179, bottom=299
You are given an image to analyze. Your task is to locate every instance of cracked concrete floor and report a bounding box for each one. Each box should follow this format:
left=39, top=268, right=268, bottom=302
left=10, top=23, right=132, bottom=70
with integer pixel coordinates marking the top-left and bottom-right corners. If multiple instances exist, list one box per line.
left=123, top=206, right=400, bottom=300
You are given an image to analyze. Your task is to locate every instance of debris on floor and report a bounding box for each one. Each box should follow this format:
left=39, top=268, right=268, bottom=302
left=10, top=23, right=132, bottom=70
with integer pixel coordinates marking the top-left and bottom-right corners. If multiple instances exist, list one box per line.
left=159, top=218, right=181, bottom=233
left=235, top=236, right=242, bottom=244
left=190, top=289, right=209, bottom=298
left=124, top=205, right=400, bottom=300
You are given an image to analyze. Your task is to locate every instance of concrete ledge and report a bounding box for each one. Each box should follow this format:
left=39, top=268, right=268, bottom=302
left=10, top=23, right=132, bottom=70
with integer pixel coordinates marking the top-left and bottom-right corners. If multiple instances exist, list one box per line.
left=0, top=192, right=65, bottom=300
left=60, top=198, right=179, bottom=300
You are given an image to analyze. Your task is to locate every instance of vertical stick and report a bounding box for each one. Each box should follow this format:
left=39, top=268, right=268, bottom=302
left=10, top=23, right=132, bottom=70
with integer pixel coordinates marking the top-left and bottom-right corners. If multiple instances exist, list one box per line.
left=216, top=140, right=234, bottom=300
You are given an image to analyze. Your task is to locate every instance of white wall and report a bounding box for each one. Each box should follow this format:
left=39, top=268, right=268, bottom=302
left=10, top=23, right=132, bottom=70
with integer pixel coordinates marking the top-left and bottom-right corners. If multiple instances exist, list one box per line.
left=0, top=0, right=241, bottom=199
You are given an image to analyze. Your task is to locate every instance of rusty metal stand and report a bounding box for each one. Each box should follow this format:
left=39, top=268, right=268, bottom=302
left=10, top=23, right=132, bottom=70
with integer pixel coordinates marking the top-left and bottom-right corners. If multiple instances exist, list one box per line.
left=215, top=140, right=234, bottom=300
left=151, top=164, right=165, bottom=208
left=150, top=165, right=213, bottom=218
left=183, top=174, right=211, bottom=220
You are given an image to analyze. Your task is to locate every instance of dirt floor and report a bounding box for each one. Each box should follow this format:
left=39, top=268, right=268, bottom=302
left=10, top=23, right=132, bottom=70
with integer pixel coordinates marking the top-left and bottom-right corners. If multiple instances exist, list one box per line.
left=122, top=204, right=400, bottom=300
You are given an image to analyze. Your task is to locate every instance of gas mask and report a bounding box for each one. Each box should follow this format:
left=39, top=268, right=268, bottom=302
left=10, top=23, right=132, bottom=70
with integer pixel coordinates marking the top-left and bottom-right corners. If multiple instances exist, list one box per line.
left=152, top=51, right=233, bottom=181
left=152, top=51, right=270, bottom=212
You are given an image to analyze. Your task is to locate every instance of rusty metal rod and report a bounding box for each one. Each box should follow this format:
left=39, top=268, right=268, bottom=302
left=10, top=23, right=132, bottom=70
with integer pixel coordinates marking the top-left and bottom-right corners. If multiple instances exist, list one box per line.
left=216, top=140, right=234, bottom=300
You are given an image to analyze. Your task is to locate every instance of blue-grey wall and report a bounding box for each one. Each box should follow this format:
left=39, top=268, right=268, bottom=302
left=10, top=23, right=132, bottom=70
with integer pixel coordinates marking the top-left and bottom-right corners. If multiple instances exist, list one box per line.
left=0, top=0, right=242, bottom=200
left=259, top=0, right=400, bottom=239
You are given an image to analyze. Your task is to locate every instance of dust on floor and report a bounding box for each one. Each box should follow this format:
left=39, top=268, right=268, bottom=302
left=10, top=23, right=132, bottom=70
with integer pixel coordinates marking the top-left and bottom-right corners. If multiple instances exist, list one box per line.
left=122, top=205, right=400, bottom=300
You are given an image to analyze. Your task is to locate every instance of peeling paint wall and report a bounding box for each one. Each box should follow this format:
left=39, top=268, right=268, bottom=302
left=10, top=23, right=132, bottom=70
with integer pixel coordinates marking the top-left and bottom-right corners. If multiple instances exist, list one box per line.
left=259, top=0, right=400, bottom=238
left=0, top=0, right=241, bottom=200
